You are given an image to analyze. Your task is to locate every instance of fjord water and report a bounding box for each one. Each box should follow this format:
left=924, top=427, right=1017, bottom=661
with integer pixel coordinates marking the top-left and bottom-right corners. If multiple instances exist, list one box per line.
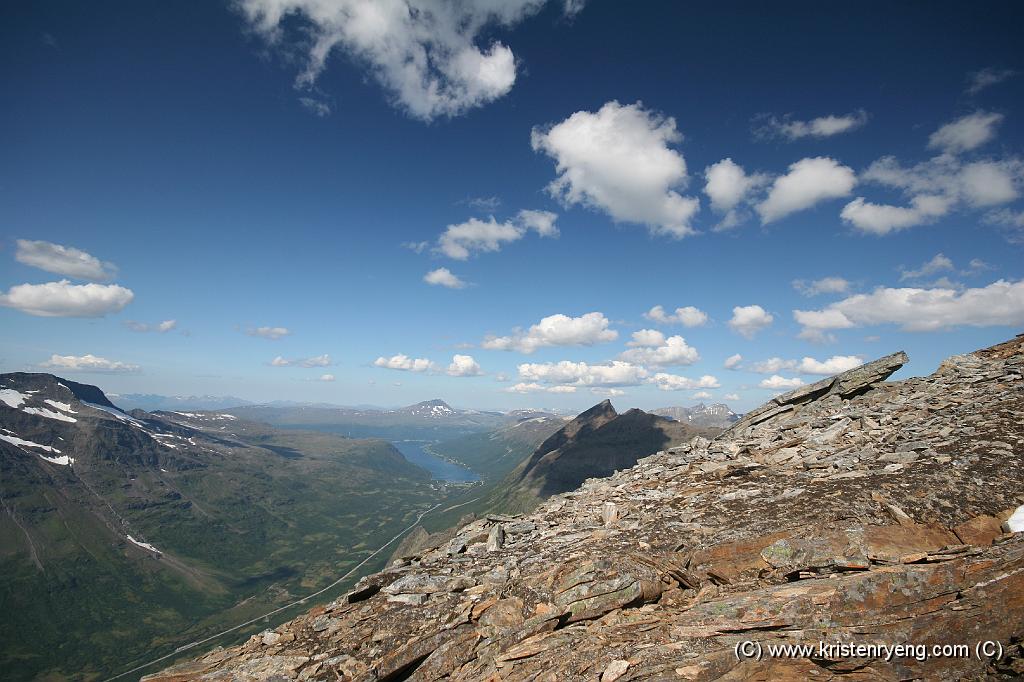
left=391, top=440, right=480, bottom=482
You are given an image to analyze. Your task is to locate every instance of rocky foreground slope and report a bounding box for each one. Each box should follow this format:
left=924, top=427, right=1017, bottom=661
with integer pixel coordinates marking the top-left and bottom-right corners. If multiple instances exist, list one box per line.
left=150, top=335, right=1024, bottom=681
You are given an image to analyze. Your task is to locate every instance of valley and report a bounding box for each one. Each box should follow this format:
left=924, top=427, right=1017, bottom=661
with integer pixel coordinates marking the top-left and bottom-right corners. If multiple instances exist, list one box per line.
left=0, top=377, right=451, bottom=680
left=0, top=379, right=728, bottom=680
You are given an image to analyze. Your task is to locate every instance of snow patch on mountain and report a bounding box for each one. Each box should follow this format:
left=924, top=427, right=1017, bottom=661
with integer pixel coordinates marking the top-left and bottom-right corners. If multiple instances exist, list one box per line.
left=126, top=535, right=161, bottom=554
left=44, top=399, right=76, bottom=413
left=23, top=406, right=78, bottom=423
left=83, top=401, right=146, bottom=427
left=0, top=389, right=27, bottom=408
left=0, top=432, right=74, bottom=465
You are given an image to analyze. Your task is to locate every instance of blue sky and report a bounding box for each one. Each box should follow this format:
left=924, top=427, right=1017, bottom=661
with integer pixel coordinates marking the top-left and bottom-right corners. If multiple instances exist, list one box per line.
left=2, top=0, right=1023, bottom=412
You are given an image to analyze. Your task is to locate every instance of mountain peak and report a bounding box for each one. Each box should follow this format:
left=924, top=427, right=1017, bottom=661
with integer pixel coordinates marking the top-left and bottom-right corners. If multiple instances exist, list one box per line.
left=400, top=399, right=456, bottom=418
left=576, top=399, right=617, bottom=422
left=650, top=402, right=739, bottom=428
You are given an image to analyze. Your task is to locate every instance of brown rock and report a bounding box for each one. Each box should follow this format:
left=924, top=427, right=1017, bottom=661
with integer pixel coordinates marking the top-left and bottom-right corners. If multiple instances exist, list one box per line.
left=953, top=513, right=1004, bottom=546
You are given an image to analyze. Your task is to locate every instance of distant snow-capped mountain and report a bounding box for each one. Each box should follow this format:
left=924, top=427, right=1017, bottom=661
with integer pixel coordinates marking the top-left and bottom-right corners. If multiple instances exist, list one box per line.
left=650, top=403, right=740, bottom=428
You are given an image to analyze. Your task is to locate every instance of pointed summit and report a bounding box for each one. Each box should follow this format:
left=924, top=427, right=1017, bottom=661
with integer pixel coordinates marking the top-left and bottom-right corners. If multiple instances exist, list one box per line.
left=400, top=399, right=457, bottom=418
left=486, top=401, right=716, bottom=513
left=577, top=399, right=617, bottom=420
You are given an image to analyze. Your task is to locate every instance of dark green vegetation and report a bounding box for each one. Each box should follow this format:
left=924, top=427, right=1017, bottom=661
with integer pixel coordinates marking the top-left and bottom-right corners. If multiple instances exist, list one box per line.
left=0, top=374, right=443, bottom=681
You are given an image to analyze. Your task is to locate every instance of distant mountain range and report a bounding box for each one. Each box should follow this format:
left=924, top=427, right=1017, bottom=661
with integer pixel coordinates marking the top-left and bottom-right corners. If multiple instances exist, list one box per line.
left=0, top=373, right=441, bottom=680
left=226, top=399, right=515, bottom=440
left=112, top=393, right=256, bottom=411
left=650, top=402, right=740, bottom=428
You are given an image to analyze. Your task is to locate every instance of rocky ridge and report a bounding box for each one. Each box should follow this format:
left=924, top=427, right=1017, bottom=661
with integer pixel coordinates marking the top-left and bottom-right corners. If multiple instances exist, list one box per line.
left=149, top=335, right=1024, bottom=681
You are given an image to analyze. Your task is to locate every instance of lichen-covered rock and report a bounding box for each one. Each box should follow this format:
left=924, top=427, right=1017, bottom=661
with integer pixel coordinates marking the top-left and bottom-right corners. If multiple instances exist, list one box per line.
left=147, top=335, right=1024, bottom=682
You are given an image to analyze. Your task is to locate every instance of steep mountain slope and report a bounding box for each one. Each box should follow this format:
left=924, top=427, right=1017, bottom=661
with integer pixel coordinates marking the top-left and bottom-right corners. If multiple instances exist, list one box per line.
left=0, top=374, right=439, bottom=681
left=651, top=402, right=739, bottom=428
left=153, top=335, right=1024, bottom=681
left=485, top=400, right=720, bottom=514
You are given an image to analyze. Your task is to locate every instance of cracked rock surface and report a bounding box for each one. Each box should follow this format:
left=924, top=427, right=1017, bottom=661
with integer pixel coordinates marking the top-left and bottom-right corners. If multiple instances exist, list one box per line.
left=147, top=335, right=1024, bottom=681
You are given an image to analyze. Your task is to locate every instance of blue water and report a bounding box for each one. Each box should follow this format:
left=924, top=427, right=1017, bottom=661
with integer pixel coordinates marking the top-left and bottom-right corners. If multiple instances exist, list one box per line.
left=391, top=441, right=480, bottom=482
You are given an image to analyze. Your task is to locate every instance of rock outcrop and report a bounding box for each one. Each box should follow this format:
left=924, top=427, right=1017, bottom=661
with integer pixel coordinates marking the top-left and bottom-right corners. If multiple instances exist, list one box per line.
left=148, top=335, right=1024, bottom=681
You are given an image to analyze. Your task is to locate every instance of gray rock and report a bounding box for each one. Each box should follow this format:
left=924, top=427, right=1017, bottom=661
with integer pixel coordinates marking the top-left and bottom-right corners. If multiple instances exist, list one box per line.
left=486, top=524, right=505, bottom=552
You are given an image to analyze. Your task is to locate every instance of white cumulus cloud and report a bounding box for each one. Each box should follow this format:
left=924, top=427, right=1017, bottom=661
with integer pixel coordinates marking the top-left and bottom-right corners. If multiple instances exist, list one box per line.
left=757, top=157, right=856, bottom=223
left=319, top=373, right=335, bottom=382
left=447, top=354, right=483, bottom=377
left=41, top=353, right=140, bottom=374
left=424, top=267, right=467, bottom=289
left=626, top=329, right=666, bottom=347
left=840, top=194, right=953, bottom=235
left=797, top=355, right=863, bottom=375
left=794, top=279, right=1024, bottom=334
left=703, top=158, right=769, bottom=229
left=849, top=152, right=1022, bottom=236
left=760, top=375, right=804, bottom=390
left=643, top=305, right=708, bottom=327
left=15, top=239, right=118, bottom=280
left=749, top=355, right=862, bottom=375
left=531, top=100, right=700, bottom=238
left=0, top=280, right=133, bottom=317
left=724, top=353, right=743, bottom=369
left=649, top=372, right=720, bottom=392
left=518, top=360, right=648, bottom=387
left=483, top=312, right=617, bottom=353
left=928, top=111, right=1003, bottom=154
left=373, top=354, right=436, bottom=372
left=435, top=210, right=558, bottom=259
left=235, top=0, right=572, bottom=121
left=504, top=382, right=577, bottom=394
left=619, top=335, right=700, bottom=368
left=728, top=305, right=774, bottom=339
